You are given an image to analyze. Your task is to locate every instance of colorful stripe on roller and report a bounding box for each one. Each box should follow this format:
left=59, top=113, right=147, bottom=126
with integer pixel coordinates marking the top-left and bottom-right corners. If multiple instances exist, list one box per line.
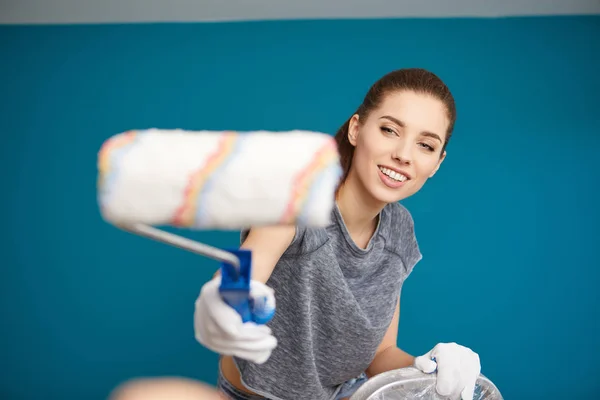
left=97, top=130, right=140, bottom=211
left=97, top=128, right=343, bottom=230
left=173, top=132, right=243, bottom=227
left=280, top=139, right=340, bottom=225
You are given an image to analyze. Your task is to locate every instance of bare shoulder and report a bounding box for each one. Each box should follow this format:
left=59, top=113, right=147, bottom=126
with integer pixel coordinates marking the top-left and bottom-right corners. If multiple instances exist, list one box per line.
left=242, top=225, right=297, bottom=252
left=213, top=225, right=297, bottom=283
left=240, top=225, right=297, bottom=283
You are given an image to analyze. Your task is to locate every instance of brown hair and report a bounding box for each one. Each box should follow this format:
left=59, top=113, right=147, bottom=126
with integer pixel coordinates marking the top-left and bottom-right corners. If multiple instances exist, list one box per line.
left=334, top=68, right=456, bottom=182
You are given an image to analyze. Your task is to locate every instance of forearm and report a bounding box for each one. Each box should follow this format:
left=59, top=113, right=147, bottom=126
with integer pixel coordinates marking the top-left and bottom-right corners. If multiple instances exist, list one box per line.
left=365, top=346, right=415, bottom=378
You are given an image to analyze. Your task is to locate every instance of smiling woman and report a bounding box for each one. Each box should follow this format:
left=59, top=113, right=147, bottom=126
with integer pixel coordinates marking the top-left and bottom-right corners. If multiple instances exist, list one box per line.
left=194, top=68, right=484, bottom=400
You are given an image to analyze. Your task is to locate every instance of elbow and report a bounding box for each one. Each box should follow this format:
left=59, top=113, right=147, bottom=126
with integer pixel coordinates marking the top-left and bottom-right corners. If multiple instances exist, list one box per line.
left=365, top=345, right=395, bottom=378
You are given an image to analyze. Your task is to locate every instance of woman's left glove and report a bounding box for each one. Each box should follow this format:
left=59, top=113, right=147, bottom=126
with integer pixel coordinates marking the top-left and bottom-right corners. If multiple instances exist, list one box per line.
left=414, top=342, right=481, bottom=400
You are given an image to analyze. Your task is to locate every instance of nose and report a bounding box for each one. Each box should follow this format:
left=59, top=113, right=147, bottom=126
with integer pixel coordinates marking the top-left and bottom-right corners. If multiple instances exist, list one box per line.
left=392, top=140, right=412, bottom=165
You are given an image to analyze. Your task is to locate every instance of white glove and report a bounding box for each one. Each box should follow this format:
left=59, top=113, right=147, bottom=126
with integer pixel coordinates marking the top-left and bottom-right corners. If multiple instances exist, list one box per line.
left=414, top=342, right=481, bottom=400
left=194, top=276, right=277, bottom=364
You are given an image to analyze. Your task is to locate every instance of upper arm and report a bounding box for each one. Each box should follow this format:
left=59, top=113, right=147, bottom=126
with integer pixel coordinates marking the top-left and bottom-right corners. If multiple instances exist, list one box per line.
left=367, top=295, right=415, bottom=377
left=213, top=225, right=297, bottom=284
left=372, top=205, right=418, bottom=354
left=374, top=296, right=400, bottom=355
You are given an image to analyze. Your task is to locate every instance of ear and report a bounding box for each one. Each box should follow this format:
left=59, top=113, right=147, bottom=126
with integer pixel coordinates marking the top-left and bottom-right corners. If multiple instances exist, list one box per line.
left=429, top=151, right=446, bottom=178
left=347, top=114, right=360, bottom=147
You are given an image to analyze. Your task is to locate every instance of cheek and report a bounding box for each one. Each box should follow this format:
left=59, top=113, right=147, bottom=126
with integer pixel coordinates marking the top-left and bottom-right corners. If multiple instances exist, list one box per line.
left=352, top=148, right=373, bottom=181
left=415, top=158, right=441, bottom=180
left=356, top=132, right=388, bottom=161
left=354, top=136, right=377, bottom=165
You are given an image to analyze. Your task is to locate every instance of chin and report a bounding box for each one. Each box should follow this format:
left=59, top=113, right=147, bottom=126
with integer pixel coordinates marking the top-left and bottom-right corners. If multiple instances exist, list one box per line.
left=369, top=184, right=410, bottom=204
left=369, top=174, right=426, bottom=205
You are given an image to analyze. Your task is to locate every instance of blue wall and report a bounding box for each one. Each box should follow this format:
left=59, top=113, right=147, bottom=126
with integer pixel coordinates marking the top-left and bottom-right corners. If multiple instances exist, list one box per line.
left=1, top=15, right=599, bottom=400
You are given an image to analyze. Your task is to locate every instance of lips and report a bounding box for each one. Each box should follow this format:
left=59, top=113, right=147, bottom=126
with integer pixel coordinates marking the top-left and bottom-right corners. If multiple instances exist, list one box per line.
left=377, top=166, right=409, bottom=189
left=378, top=165, right=410, bottom=182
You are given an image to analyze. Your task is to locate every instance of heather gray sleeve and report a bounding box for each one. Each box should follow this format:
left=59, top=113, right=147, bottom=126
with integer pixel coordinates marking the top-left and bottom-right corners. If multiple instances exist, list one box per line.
left=399, top=205, right=423, bottom=276
left=383, top=203, right=423, bottom=278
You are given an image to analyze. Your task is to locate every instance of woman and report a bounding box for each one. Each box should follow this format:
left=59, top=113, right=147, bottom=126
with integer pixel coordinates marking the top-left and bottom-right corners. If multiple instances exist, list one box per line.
left=195, top=68, right=481, bottom=400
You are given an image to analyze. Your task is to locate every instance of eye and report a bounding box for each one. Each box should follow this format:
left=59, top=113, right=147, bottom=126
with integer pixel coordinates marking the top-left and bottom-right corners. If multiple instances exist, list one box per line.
left=418, top=142, right=436, bottom=152
left=380, top=126, right=398, bottom=136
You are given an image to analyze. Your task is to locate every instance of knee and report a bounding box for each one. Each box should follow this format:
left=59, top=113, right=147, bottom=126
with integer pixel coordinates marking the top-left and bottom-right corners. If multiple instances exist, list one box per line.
left=109, top=377, right=223, bottom=400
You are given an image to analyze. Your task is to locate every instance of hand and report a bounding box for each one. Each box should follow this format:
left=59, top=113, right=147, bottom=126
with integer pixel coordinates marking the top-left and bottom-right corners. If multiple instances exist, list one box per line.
left=194, top=276, right=277, bottom=364
left=414, top=342, right=481, bottom=400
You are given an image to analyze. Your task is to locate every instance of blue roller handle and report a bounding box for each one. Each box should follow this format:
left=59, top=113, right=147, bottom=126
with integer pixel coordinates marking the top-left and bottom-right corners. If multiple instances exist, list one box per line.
left=219, top=248, right=274, bottom=324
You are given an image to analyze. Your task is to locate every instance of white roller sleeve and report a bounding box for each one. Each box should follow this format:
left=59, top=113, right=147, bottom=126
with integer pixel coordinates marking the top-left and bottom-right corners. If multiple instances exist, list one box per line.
left=97, top=129, right=343, bottom=230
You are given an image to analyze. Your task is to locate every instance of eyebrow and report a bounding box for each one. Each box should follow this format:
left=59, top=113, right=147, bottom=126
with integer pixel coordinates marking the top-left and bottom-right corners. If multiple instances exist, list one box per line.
left=380, top=115, right=443, bottom=143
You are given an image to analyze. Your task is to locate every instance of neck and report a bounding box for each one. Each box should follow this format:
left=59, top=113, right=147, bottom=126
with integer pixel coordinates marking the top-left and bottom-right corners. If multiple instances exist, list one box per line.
left=336, top=169, right=386, bottom=238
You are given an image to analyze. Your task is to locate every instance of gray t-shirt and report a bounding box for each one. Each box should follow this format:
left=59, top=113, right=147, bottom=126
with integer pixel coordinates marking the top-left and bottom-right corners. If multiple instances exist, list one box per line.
left=234, top=201, right=422, bottom=400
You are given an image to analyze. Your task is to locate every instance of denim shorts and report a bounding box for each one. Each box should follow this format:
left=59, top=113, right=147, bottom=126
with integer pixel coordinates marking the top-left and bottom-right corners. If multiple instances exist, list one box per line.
left=217, top=366, right=368, bottom=400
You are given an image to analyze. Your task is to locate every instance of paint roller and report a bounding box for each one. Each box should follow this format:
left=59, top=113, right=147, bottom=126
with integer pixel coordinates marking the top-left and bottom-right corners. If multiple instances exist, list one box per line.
left=97, top=128, right=342, bottom=323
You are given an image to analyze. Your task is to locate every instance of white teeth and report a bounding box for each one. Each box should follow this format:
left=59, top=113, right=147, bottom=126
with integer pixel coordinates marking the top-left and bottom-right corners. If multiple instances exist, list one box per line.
left=379, top=167, right=407, bottom=182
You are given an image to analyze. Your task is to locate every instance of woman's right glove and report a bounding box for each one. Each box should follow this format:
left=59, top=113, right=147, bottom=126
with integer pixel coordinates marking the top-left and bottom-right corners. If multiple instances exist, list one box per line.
left=193, top=276, right=277, bottom=364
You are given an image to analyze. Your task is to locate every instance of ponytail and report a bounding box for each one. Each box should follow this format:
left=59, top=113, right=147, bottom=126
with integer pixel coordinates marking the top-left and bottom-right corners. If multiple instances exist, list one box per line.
left=334, top=116, right=355, bottom=187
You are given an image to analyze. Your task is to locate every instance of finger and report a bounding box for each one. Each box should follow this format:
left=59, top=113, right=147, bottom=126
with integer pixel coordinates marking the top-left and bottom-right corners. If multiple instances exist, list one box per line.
left=249, top=281, right=274, bottom=298
left=202, top=312, right=273, bottom=341
left=203, top=282, right=274, bottom=338
left=243, top=350, right=273, bottom=365
left=434, top=355, right=461, bottom=397
left=414, top=351, right=437, bottom=374
left=250, top=289, right=275, bottom=311
left=234, top=323, right=276, bottom=343
left=461, top=352, right=480, bottom=400
left=203, top=322, right=277, bottom=350
left=230, top=334, right=278, bottom=355
left=231, top=348, right=273, bottom=365
left=202, top=296, right=246, bottom=337
left=206, top=335, right=277, bottom=364
left=207, top=333, right=277, bottom=355
left=460, top=375, right=477, bottom=400
left=198, top=276, right=222, bottom=295
left=205, top=320, right=274, bottom=347
left=206, top=295, right=276, bottom=339
left=195, top=308, right=240, bottom=341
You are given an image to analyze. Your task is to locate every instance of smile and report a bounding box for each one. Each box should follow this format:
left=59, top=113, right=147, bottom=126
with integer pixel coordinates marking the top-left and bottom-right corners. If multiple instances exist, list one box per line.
left=378, top=166, right=408, bottom=182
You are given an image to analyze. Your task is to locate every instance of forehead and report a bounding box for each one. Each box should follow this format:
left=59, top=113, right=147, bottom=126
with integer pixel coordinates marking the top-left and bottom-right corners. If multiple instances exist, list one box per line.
left=374, top=91, right=450, bottom=139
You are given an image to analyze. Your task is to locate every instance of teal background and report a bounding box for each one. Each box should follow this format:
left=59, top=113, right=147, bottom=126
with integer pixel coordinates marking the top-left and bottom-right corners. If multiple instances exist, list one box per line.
left=1, top=15, right=599, bottom=400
